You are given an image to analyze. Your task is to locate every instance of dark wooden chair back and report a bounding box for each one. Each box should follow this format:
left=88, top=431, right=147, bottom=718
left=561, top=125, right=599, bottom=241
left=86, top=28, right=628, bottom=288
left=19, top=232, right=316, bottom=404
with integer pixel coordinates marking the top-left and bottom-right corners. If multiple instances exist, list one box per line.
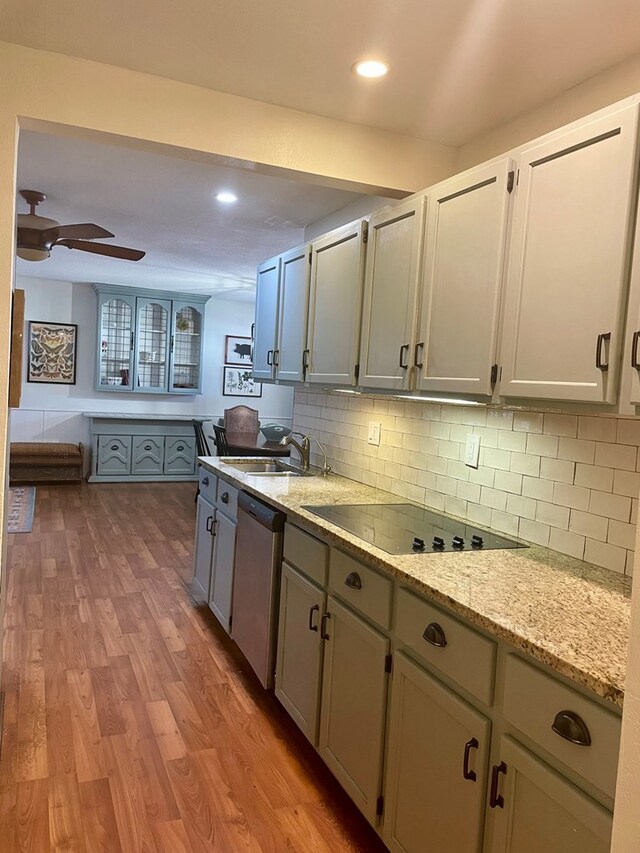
left=192, top=420, right=211, bottom=456
left=223, top=405, right=259, bottom=434
left=213, top=425, right=230, bottom=457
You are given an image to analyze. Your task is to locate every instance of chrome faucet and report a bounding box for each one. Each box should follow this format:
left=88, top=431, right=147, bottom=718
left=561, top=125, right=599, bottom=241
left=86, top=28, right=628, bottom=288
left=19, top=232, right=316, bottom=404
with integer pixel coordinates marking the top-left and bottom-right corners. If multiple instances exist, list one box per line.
left=279, top=433, right=332, bottom=476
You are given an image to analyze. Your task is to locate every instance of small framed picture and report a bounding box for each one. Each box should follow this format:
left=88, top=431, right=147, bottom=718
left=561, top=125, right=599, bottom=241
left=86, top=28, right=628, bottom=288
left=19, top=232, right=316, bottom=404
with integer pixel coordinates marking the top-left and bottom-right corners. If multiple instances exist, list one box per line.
left=225, top=335, right=253, bottom=366
left=223, top=366, right=262, bottom=397
left=27, top=321, right=78, bottom=385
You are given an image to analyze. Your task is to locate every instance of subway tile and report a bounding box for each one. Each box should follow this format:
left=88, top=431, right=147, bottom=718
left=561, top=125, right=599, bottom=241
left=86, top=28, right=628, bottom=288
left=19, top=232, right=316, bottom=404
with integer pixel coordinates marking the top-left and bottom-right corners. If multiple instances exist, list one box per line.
left=482, top=447, right=511, bottom=471
left=468, top=466, right=495, bottom=488
left=608, top=520, right=637, bottom=551
left=613, top=469, right=640, bottom=499
left=472, top=427, right=499, bottom=448
left=438, top=440, right=461, bottom=460
left=577, top=416, right=617, bottom=442
left=549, top=527, right=586, bottom=560
left=626, top=550, right=635, bottom=576
left=435, top=475, right=458, bottom=497
left=466, top=502, right=492, bottom=527
left=617, top=418, right=640, bottom=446
left=449, top=424, right=469, bottom=443
left=444, top=495, right=467, bottom=519
left=493, top=470, right=522, bottom=494
left=522, top=476, right=555, bottom=502
left=427, top=455, right=448, bottom=475
left=552, top=482, right=590, bottom=511
left=498, top=430, right=527, bottom=453
left=574, top=463, right=614, bottom=492
left=510, top=452, right=540, bottom=477
left=408, top=451, right=428, bottom=469
left=594, top=442, right=637, bottom=472
left=539, top=457, right=575, bottom=484
left=424, top=489, right=445, bottom=512
left=633, top=499, right=639, bottom=525
left=460, top=408, right=487, bottom=427
left=589, top=490, right=632, bottom=522
left=569, top=509, right=608, bottom=542
left=543, top=413, right=578, bottom=438
left=584, top=538, right=626, bottom=574
left=446, top=459, right=470, bottom=481
left=513, top=412, right=543, bottom=433
left=526, top=433, right=559, bottom=458
left=490, top=510, right=519, bottom=536
left=457, top=481, right=481, bottom=503
left=440, top=405, right=462, bottom=424
left=430, top=421, right=451, bottom=440
left=480, top=486, right=507, bottom=512
left=400, top=466, right=419, bottom=486
left=506, top=493, right=537, bottom=520
left=416, top=469, right=437, bottom=490
left=557, top=437, right=596, bottom=465
left=486, top=409, right=514, bottom=430
left=519, top=518, right=550, bottom=547
left=535, top=501, right=570, bottom=530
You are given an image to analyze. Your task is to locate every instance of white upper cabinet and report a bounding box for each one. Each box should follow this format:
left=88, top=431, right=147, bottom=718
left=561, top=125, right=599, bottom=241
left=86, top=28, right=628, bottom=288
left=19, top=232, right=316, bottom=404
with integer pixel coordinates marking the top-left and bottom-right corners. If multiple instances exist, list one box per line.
left=416, top=159, right=515, bottom=396
left=306, top=220, right=367, bottom=386
left=253, top=255, right=281, bottom=381
left=276, top=245, right=311, bottom=383
left=359, top=197, right=426, bottom=390
left=500, top=104, right=640, bottom=403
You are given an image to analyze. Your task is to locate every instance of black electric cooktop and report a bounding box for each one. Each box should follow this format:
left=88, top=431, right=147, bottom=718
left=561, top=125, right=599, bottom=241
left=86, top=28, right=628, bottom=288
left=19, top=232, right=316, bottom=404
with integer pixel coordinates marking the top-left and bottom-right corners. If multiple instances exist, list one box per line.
left=302, top=503, right=527, bottom=555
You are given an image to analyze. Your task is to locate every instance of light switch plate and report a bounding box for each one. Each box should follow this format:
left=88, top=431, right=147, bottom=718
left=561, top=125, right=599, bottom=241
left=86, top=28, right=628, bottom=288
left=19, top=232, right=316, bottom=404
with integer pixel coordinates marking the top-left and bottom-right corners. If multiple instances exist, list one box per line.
left=368, top=421, right=381, bottom=446
left=465, top=433, right=481, bottom=468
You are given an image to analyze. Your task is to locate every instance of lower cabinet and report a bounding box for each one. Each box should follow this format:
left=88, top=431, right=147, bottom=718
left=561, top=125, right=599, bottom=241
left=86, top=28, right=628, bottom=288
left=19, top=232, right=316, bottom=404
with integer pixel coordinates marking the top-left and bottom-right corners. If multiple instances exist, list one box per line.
left=193, top=494, right=215, bottom=599
left=318, top=595, right=390, bottom=825
left=275, top=562, right=326, bottom=744
left=383, top=652, right=491, bottom=853
left=486, top=736, right=612, bottom=853
left=132, top=436, right=164, bottom=476
left=164, top=436, right=196, bottom=476
left=97, top=435, right=132, bottom=476
left=208, top=508, right=237, bottom=633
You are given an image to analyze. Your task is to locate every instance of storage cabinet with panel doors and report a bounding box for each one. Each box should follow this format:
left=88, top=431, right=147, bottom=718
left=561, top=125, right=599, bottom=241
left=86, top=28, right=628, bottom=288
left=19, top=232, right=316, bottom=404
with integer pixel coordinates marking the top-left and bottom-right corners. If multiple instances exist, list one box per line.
left=95, top=284, right=209, bottom=394
left=208, top=481, right=239, bottom=633
left=192, top=468, right=217, bottom=600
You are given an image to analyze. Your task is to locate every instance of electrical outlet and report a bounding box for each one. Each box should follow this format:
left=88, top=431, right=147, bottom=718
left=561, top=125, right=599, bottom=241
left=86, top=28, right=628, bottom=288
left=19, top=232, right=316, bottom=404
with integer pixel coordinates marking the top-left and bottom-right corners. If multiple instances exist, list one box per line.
left=465, top=433, right=481, bottom=468
left=368, top=421, right=381, bottom=446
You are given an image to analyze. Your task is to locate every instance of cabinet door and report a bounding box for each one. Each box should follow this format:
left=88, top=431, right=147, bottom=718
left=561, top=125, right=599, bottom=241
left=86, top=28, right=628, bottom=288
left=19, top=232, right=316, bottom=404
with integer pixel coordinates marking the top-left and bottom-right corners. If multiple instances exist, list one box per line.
left=134, top=297, right=172, bottom=392
left=359, top=198, right=426, bottom=391
left=306, top=220, right=367, bottom=386
left=384, top=652, right=490, bottom=853
left=318, top=595, right=389, bottom=825
left=253, top=256, right=281, bottom=381
left=501, top=104, right=640, bottom=403
left=131, top=436, right=164, bottom=476
left=164, top=437, right=196, bottom=476
left=193, top=496, right=215, bottom=600
left=170, top=301, right=204, bottom=393
left=97, top=435, right=132, bottom=476
left=486, top=736, right=612, bottom=853
left=96, top=292, right=136, bottom=391
left=417, top=160, right=514, bottom=396
left=276, top=245, right=311, bottom=383
left=208, top=510, right=237, bottom=632
left=275, top=562, right=325, bottom=745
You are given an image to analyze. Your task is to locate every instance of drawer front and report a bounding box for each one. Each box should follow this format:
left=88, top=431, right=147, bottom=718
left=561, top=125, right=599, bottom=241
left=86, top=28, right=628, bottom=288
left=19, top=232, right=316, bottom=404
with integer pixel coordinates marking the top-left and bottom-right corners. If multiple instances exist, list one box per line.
left=216, top=480, right=239, bottom=519
left=328, top=549, right=392, bottom=629
left=198, top=466, right=217, bottom=502
left=284, top=524, right=328, bottom=586
left=503, top=654, right=621, bottom=798
left=97, top=435, right=132, bottom=476
left=131, top=436, right=164, bottom=475
left=394, top=587, right=496, bottom=705
left=164, top=436, right=196, bottom=475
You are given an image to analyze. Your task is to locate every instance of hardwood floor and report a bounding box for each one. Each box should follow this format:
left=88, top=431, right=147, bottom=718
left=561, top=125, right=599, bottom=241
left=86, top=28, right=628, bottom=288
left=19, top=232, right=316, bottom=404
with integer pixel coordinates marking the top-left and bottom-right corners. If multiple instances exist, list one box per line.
left=0, top=482, right=387, bottom=852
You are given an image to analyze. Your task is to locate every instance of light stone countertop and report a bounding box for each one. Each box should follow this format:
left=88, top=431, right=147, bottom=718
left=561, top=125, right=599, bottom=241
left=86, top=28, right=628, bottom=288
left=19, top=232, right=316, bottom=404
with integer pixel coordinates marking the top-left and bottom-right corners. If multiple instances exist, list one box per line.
left=84, top=412, right=215, bottom=421
left=199, top=456, right=632, bottom=707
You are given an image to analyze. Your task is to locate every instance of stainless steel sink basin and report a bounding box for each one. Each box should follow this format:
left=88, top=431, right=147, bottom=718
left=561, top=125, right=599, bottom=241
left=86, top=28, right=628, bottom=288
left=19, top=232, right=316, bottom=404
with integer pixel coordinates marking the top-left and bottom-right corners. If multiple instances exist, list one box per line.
left=224, top=459, right=313, bottom=477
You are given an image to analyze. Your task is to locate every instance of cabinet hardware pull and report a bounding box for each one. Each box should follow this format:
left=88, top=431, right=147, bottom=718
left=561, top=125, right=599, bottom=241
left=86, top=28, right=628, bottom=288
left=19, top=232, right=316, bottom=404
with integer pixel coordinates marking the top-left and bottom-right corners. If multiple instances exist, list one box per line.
left=489, top=762, right=507, bottom=808
left=422, top=622, right=447, bottom=647
left=267, top=350, right=273, bottom=366
left=209, top=518, right=217, bottom=537
left=221, top=492, right=230, bottom=504
left=170, top=334, right=174, bottom=353
left=302, top=348, right=310, bottom=376
left=414, top=342, right=424, bottom=369
left=177, top=445, right=184, bottom=452
left=596, top=332, right=611, bottom=370
left=551, top=710, right=591, bottom=746
left=110, top=444, right=119, bottom=451
left=463, top=737, right=479, bottom=781
left=144, top=445, right=152, bottom=451
left=206, top=516, right=213, bottom=533
left=398, top=343, right=410, bottom=369
left=130, top=331, right=135, bottom=351
left=320, top=612, right=331, bottom=640
left=308, top=604, right=320, bottom=632
left=250, top=322, right=255, bottom=341
left=273, top=349, right=280, bottom=367
left=202, top=476, right=209, bottom=486
left=632, top=331, right=640, bottom=369
left=344, top=571, right=362, bottom=590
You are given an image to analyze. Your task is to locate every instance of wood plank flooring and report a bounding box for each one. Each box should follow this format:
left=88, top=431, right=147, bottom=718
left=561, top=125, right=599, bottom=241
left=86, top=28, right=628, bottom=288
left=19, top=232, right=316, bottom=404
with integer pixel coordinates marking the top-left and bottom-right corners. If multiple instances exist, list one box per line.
left=0, top=483, right=386, bottom=852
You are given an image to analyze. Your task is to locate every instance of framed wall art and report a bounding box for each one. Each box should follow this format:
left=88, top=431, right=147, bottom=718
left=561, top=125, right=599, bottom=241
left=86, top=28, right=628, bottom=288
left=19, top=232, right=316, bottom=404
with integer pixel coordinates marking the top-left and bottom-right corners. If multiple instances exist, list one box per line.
left=27, top=321, right=78, bottom=385
left=222, top=366, right=262, bottom=397
left=225, top=335, right=253, bottom=366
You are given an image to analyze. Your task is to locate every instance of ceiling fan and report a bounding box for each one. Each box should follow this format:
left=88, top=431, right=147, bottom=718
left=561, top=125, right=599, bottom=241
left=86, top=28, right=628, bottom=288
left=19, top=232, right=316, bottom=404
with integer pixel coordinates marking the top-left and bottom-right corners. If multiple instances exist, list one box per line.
left=16, top=190, right=146, bottom=262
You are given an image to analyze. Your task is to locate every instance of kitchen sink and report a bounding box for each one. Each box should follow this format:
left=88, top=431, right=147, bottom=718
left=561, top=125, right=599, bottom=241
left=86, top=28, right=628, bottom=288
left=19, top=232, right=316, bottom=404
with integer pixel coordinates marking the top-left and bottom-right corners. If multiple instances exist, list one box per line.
left=224, top=459, right=314, bottom=477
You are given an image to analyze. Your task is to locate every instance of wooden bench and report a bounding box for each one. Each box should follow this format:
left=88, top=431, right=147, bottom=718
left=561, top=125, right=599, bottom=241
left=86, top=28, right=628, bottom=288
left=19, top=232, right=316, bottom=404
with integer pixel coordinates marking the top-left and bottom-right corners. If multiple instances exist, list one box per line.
left=9, top=442, right=84, bottom=486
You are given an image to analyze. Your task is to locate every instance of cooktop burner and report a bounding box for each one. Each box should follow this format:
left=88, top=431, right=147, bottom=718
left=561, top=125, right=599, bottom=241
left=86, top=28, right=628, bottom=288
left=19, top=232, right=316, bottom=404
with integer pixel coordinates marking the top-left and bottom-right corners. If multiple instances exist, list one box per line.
left=302, top=503, right=527, bottom=555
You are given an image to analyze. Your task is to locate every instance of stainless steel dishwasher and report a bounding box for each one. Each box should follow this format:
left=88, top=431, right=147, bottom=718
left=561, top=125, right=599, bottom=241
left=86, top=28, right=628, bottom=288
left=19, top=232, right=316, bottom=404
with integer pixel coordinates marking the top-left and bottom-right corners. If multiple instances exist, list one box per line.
left=231, top=491, right=285, bottom=688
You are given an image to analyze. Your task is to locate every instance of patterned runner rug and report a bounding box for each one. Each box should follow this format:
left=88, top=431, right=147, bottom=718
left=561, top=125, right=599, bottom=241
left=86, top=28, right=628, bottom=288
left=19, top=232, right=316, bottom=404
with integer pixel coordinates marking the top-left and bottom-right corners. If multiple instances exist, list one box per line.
left=7, top=487, right=36, bottom=533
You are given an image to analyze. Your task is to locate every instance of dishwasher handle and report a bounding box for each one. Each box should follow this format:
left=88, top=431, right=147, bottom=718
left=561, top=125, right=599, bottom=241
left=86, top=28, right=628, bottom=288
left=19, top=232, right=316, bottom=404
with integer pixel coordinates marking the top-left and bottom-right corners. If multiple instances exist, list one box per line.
left=238, top=491, right=285, bottom=532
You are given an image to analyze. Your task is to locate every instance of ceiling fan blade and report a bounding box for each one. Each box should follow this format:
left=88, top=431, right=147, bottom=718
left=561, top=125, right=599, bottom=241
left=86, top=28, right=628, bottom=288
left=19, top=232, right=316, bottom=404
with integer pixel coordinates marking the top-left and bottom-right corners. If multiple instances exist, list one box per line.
left=56, top=239, right=145, bottom=261
left=44, top=223, right=115, bottom=241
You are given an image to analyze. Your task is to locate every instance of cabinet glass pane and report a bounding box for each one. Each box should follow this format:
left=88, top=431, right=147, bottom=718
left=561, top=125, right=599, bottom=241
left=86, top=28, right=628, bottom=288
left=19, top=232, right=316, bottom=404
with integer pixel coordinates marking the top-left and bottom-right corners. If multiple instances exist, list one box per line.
left=99, top=298, right=133, bottom=388
left=137, top=302, right=168, bottom=390
left=172, top=306, right=202, bottom=390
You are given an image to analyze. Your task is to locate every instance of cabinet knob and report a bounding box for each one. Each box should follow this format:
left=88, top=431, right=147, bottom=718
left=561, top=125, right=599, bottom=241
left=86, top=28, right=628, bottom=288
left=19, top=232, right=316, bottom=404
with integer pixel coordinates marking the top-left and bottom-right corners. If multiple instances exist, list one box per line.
left=422, top=622, right=447, bottom=647
left=144, top=445, right=152, bottom=451
left=551, top=710, right=591, bottom=746
left=202, top=476, right=209, bottom=486
left=344, top=571, right=362, bottom=590
left=221, top=491, right=230, bottom=504
left=110, top=444, right=119, bottom=451
left=177, top=445, right=185, bottom=452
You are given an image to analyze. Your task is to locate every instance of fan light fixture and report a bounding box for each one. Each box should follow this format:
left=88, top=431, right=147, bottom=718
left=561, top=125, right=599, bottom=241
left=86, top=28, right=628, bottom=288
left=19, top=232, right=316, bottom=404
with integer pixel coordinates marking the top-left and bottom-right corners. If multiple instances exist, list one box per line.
left=353, top=59, right=389, bottom=78
left=216, top=191, right=238, bottom=203
left=17, top=246, right=49, bottom=262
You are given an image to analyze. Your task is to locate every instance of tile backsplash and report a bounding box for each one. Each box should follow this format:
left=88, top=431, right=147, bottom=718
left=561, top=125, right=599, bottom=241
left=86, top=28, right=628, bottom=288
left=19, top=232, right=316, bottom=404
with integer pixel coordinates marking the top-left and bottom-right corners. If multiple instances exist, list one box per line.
left=293, top=389, right=639, bottom=576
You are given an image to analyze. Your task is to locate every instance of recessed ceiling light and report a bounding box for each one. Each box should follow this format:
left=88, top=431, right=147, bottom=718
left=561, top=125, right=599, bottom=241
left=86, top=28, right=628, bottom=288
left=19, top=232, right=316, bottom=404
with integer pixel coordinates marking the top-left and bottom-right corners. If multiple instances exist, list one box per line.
left=353, top=59, right=389, bottom=79
left=216, top=191, right=237, bottom=203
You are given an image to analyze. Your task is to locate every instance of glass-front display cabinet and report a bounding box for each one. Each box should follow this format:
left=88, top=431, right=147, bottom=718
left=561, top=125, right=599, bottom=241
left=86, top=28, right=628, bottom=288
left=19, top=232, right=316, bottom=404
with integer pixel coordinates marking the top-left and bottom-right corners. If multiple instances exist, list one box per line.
left=94, top=285, right=209, bottom=394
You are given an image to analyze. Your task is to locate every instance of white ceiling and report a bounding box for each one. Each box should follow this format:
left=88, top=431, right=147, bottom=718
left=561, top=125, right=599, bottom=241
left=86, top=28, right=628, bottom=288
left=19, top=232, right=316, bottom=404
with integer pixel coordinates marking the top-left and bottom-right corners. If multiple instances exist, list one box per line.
left=16, top=131, right=365, bottom=299
left=3, top=0, right=640, bottom=146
